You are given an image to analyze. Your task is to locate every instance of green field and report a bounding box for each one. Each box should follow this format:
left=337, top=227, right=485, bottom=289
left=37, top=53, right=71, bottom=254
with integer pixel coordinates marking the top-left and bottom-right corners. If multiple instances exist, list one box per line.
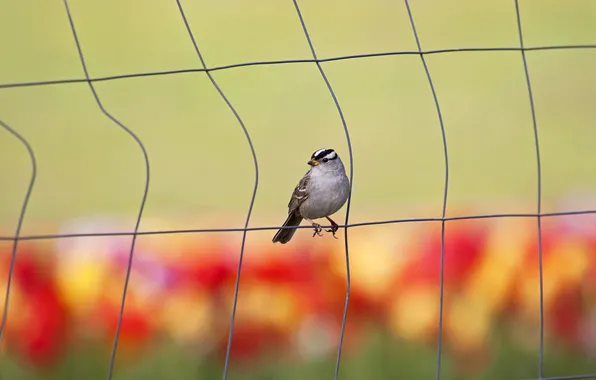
left=1, top=329, right=596, bottom=380
left=1, top=0, right=596, bottom=233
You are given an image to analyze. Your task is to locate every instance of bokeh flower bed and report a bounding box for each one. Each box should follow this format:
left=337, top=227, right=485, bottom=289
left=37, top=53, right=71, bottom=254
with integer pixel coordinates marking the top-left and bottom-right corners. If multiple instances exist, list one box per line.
left=1, top=212, right=596, bottom=377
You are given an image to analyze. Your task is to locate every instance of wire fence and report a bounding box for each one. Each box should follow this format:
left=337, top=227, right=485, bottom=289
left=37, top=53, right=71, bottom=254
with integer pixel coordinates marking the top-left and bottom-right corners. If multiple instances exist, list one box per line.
left=0, top=1, right=595, bottom=380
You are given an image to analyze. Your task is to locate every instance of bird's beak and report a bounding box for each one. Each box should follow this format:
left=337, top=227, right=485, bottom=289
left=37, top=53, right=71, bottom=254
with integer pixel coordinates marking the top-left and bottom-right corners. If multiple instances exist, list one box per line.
left=308, top=159, right=319, bottom=166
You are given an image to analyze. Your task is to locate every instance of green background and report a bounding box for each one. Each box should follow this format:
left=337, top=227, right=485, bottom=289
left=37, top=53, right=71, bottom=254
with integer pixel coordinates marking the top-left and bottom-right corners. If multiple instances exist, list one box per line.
left=1, top=0, right=596, bottom=232
left=1, top=0, right=596, bottom=379
left=1, top=330, right=596, bottom=380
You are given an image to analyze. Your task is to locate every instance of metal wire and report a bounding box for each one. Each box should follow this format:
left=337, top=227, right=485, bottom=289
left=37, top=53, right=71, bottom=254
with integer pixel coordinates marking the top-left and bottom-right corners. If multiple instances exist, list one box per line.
left=1, top=210, right=596, bottom=242
left=526, top=375, right=596, bottom=380
left=0, top=120, right=37, bottom=349
left=173, top=2, right=259, bottom=380
left=403, top=2, right=449, bottom=380
left=62, top=1, right=152, bottom=379
left=291, top=1, right=354, bottom=378
left=514, top=1, right=545, bottom=379
left=1, top=45, right=596, bottom=90
left=0, top=1, right=594, bottom=380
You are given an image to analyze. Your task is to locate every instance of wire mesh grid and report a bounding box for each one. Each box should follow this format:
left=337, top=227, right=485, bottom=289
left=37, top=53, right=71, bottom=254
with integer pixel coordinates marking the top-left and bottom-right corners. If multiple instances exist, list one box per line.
left=0, top=0, right=595, bottom=379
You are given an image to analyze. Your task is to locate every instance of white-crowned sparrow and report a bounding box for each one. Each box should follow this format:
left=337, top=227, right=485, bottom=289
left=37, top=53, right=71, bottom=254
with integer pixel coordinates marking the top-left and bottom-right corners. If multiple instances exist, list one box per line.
left=272, top=148, right=350, bottom=244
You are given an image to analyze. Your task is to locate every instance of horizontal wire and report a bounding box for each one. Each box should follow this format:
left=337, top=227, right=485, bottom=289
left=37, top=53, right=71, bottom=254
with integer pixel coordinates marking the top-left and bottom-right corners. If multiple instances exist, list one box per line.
left=1, top=209, right=595, bottom=242
left=0, top=44, right=595, bottom=90
left=525, top=375, right=596, bottom=380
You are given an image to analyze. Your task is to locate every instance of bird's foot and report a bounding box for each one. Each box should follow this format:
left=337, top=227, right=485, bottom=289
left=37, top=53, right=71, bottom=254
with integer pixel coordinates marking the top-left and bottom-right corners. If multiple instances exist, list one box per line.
left=312, top=223, right=324, bottom=237
left=325, top=218, right=339, bottom=239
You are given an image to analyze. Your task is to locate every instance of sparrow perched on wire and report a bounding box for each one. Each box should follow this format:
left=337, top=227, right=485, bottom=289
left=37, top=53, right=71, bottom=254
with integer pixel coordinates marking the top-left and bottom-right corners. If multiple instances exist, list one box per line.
left=272, top=148, right=350, bottom=244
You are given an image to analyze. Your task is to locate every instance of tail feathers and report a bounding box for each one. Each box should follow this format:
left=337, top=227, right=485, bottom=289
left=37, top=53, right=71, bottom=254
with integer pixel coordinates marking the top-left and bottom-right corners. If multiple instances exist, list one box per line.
left=272, top=213, right=303, bottom=244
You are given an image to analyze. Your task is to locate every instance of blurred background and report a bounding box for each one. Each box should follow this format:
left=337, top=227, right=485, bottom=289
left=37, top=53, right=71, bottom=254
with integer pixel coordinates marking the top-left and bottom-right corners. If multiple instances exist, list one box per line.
left=1, top=0, right=596, bottom=379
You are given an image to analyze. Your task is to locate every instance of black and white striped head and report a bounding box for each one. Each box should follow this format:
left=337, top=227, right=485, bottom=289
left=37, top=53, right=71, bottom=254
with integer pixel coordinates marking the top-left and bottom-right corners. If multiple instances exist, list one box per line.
left=307, top=148, right=341, bottom=169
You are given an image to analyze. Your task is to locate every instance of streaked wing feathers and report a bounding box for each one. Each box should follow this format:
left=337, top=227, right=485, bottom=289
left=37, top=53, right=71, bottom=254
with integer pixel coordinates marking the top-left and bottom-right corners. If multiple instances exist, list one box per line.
left=287, top=172, right=310, bottom=215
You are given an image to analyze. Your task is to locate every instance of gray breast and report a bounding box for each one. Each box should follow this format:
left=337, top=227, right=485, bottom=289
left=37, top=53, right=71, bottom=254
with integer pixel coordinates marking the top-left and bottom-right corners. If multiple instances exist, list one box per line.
left=299, top=170, right=349, bottom=220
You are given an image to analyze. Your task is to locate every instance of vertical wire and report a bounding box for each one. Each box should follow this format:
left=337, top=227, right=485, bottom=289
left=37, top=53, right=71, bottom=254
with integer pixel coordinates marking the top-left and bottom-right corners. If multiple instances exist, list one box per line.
left=403, top=2, right=449, bottom=380
left=291, top=1, right=354, bottom=379
left=173, top=2, right=260, bottom=379
left=514, top=1, right=544, bottom=378
left=61, top=2, right=152, bottom=379
left=0, top=121, right=37, bottom=348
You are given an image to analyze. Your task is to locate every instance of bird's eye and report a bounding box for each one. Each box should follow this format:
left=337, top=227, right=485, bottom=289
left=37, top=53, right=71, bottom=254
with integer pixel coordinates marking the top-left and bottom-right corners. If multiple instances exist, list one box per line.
left=322, top=158, right=329, bottom=163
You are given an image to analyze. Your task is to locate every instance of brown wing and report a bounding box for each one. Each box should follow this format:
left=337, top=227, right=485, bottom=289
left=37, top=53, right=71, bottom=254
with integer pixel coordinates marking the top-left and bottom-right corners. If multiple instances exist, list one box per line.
left=287, top=171, right=310, bottom=215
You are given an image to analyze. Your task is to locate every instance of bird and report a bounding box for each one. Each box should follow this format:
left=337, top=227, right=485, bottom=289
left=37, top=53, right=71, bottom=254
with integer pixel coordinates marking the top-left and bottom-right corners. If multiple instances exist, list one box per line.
left=272, top=148, right=350, bottom=244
